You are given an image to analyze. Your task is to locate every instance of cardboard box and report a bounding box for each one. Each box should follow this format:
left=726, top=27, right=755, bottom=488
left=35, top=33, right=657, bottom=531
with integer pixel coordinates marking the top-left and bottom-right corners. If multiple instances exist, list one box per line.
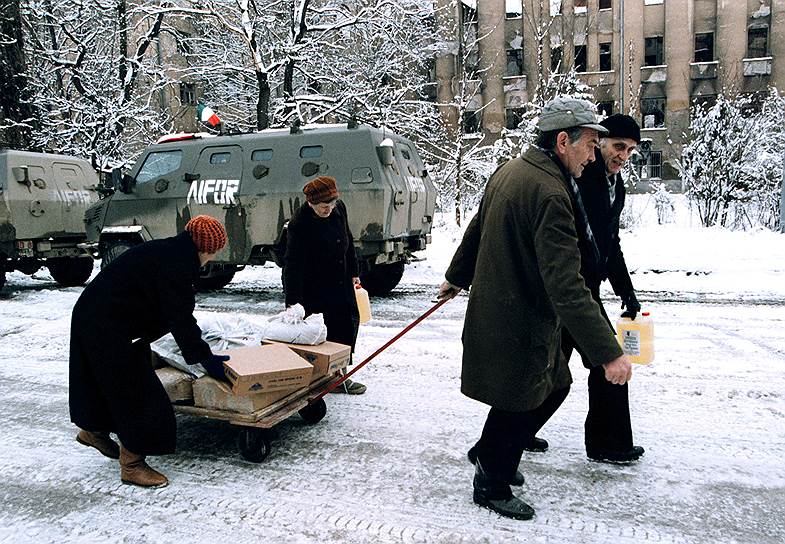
left=155, top=366, right=194, bottom=403
left=192, top=376, right=293, bottom=413
left=262, top=340, right=351, bottom=380
left=219, top=344, right=313, bottom=395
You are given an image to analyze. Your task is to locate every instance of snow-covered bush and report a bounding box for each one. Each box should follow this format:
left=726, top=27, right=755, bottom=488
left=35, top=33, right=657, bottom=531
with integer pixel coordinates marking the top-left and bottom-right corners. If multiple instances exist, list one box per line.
left=678, top=89, right=785, bottom=230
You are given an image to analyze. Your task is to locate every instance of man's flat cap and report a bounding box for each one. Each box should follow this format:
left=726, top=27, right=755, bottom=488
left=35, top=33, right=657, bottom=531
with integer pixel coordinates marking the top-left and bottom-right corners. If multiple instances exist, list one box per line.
left=537, top=97, right=609, bottom=134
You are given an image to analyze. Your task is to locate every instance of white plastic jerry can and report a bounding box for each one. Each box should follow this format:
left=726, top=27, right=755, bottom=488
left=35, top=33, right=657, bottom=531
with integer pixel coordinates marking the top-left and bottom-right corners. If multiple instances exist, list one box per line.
left=355, top=283, right=371, bottom=324
left=616, top=311, right=654, bottom=364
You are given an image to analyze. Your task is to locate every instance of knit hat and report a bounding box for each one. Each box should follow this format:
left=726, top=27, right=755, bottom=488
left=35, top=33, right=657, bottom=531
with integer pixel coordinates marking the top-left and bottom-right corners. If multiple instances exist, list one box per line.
left=185, top=215, right=227, bottom=254
left=303, top=176, right=339, bottom=204
left=600, top=114, right=641, bottom=143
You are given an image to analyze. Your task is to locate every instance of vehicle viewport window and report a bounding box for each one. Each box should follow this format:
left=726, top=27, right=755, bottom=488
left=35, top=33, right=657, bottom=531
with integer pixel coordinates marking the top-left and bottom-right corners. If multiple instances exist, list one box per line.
left=300, top=145, right=323, bottom=158
left=400, top=148, right=411, bottom=160
left=136, top=150, right=183, bottom=184
left=252, top=149, right=273, bottom=161
left=351, top=167, right=373, bottom=184
left=210, top=152, right=231, bottom=165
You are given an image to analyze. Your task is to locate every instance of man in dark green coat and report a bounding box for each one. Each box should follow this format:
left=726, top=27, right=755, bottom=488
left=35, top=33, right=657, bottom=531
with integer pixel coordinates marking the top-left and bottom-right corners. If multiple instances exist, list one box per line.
left=439, top=98, right=632, bottom=520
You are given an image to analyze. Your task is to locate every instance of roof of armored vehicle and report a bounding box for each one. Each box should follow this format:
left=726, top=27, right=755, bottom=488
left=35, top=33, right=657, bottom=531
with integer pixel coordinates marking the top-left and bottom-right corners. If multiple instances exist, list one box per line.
left=0, top=149, right=94, bottom=163
left=151, top=123, right=395, bottom=149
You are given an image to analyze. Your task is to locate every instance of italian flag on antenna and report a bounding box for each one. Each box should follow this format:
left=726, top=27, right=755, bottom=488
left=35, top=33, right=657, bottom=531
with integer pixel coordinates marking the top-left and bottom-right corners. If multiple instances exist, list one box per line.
left=197, top=103, right=221, bottom=128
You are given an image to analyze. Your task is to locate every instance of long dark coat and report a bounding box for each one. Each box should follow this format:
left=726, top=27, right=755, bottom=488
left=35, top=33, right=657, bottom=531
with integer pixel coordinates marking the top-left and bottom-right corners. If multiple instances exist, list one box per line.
left=446, top=146, right=623, bottom=412
left=575, top=148, right=634, bottom=296
left=69, top=231, right=212, bottom=455
left=283, top=200, right=360, bottom=350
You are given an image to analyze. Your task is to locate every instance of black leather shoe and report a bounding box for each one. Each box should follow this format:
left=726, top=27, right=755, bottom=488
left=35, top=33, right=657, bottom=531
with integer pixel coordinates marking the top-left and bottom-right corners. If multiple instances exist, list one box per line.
left=466, top=447, right=525, bottom=486
left=523, top=437, right=548, bottom=453
left=587, top=445, right=645, bottom=464
left=473, top=461, right=535, bottom=520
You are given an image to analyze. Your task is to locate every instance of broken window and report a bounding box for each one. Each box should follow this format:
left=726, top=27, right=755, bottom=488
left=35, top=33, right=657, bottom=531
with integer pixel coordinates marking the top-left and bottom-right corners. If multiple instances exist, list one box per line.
left=747, top=27, right=769, bottom=58
left=463, top=110, right=481, bottom=134
left=506, top=49, right=524, bottom=76
left=597, top=101, right=614, bottom=118
left=644, top=36, right=664, bottom=66
left=574, top=45, right=587, bottom=72
left=505, top=108, right=525, bottom=130
left=550, top=1, right=562, bottom=17
left=599, top=42, right=612, bottom=71
left=641, top=97, right=666, bottom=128
left=179, top=83, right=197, bottom=106
left=506, top=0, right=522, bottom=18
left=551, top=45, right=563, bottom=73
left=599, top=0, right=612, bottom=9
left=694, top=33, right=714, bottom=62
left=692, top=95, right=717, bottom=112
left=574, top=0, right=587, bottom=14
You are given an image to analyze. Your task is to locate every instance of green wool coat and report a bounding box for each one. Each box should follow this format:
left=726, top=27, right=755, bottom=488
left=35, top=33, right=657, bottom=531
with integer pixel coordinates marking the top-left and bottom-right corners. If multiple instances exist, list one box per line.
left=446, top=146, right=623, bottom=412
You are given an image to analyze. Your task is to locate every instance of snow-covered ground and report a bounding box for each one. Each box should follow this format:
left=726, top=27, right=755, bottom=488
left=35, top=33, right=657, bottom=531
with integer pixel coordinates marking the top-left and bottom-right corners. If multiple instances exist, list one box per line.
left=1, top=195, right=784, bottom=543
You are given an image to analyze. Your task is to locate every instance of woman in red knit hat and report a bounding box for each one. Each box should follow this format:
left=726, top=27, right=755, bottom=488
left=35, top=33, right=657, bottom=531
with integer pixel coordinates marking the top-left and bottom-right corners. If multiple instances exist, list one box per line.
left=283, top=176, right=366, bottom=394
left=69, top=215, right=230, bottom=488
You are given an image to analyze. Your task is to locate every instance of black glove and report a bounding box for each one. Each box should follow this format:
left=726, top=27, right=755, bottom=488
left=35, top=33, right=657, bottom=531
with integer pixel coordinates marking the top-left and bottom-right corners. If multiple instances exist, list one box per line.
left=201, top=353, right=230, bottom=381
left=620, top=291, right=641, bottom=320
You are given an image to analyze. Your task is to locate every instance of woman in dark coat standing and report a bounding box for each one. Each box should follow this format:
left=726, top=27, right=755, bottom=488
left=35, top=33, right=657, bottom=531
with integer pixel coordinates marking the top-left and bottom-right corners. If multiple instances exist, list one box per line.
left=69, top=215, right=229, bottom=488
left=283, top=176, right=365, bottom=394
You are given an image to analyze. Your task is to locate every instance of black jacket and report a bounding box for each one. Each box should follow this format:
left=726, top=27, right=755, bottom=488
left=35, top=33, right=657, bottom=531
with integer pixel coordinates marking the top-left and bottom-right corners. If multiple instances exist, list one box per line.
left=575, top=148, right=635, bottom=298
left=74, top=231, right=212, bottom=364
left=283, top=200, right=359, bottom=310
left=283, top=200, right=359, bottom=348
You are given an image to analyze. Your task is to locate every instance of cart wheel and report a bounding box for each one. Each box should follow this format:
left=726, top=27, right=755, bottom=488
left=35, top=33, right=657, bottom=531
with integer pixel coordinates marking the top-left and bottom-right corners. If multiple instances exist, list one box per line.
left=237, top=428, right=271, bottom=463
left=298, top=398, right=327, bottom=424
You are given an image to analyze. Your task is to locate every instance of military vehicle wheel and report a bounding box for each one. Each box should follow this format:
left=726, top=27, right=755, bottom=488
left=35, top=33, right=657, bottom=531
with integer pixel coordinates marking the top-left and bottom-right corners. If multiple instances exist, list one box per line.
left=101, top=240, right=134, bottom=269
left=195, top=270, right=236, bottom=291
left=47, top=257, right=94, bottom=287
left=237, top=428, right=271, bottom=463
left=360, top=261, right=405, bottom=296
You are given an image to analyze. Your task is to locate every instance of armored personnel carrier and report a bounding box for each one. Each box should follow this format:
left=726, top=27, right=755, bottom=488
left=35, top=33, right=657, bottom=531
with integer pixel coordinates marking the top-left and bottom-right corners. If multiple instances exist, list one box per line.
left=84, top=123, right=436, bottom=295
left=0, top=150, right=99, bottom=291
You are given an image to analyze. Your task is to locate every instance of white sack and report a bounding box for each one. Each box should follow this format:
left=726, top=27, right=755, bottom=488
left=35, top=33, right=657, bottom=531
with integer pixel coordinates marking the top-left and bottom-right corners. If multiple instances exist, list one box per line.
left=150, top=306, right=327, bottom=378
left=151, top=313, right=262, bottom=377
left=258, top=304, right=327, bottom=345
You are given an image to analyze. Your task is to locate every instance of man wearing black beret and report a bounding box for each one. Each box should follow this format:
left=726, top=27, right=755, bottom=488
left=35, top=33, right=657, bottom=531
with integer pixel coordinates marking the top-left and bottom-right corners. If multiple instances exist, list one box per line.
left=564, top=113, right=645, bottom=464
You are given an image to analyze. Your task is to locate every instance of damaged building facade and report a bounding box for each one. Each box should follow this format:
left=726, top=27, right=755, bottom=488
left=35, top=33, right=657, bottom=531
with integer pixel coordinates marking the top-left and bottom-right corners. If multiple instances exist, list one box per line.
left=434, top=0, right=784, bottom=189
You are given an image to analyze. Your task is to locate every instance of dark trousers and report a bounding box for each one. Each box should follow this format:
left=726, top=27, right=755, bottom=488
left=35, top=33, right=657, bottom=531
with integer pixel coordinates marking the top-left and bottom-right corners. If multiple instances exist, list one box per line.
left=474, top=386, right=570, bottom=482
left=561, top=286, right=634, bottom=453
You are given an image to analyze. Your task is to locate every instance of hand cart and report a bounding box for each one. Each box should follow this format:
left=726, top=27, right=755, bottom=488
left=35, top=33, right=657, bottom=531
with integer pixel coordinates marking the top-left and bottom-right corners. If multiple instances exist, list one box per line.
left=173, top=373, right=340, bottom=463
left=173, top=298, right=449, bottom=463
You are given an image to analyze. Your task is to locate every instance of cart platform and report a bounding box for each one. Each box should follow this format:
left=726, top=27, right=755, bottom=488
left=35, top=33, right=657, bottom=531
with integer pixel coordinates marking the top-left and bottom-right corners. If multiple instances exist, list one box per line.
left=173, top=373, right=339, bottom=462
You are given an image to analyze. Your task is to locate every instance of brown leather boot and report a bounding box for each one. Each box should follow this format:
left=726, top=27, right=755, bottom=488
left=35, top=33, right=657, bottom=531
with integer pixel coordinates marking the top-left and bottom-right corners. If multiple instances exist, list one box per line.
left=119, top=446, right=169, bottom=488
left=76, top=430, right=120, bottom=459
